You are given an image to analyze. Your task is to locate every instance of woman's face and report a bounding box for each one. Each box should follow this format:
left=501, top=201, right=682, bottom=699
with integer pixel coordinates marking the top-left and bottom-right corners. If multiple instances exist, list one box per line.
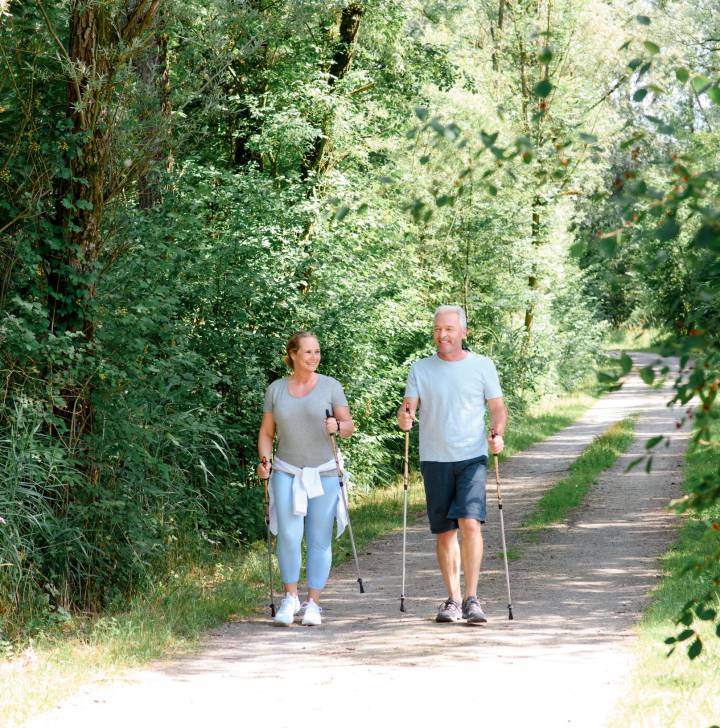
left=291, top=336, right=321, bottom=374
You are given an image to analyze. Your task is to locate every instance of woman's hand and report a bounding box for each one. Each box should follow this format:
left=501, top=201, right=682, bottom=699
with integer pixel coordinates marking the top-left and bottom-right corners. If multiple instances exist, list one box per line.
left=257, top=459, right=271, bottom=479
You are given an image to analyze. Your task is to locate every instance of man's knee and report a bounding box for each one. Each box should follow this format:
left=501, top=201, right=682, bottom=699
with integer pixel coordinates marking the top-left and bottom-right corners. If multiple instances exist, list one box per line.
left=458, top=517, right=482, bottom=538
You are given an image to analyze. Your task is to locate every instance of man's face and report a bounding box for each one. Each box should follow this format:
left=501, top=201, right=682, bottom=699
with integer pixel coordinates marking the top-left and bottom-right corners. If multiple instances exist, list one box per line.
left=433, top=312, right=466, bottom=357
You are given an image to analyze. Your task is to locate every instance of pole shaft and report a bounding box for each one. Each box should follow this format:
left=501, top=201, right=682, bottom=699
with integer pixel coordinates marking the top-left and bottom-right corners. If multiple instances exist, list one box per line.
left=326, top=410, right=364, bottom=593
left=494, top=453, right=514, bottom=619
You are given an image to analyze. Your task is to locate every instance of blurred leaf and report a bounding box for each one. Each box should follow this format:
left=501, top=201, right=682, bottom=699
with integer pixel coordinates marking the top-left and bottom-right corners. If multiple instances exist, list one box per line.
left=675, top=67, right=689, bottom=82
left=656, top=218, right=680, bottom=241
left=640, top=366, right=655, bottom=384
left=643, top=40, right=660, bottom=54
left=538, top=47, right=553, bottom=64
left=687, top=638, right=702, bottom=660
left=533, top=79, right=553, bottom=98
left=635, top=15, right=651, bottom=25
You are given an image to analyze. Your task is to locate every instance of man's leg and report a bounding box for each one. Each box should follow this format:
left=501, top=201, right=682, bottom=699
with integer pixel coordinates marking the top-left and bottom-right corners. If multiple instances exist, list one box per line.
left=436, top=529, right=461, bottom=600
left=458, top=517, right=483, bottom=598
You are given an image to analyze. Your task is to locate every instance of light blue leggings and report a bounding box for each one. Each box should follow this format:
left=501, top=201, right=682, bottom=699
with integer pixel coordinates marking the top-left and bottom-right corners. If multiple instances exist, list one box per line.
left=271, top=470, right=340, bottom=590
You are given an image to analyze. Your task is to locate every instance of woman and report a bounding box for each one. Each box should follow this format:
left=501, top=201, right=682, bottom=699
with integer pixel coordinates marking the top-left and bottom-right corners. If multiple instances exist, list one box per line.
left=257, top=331, right=354, bottom=626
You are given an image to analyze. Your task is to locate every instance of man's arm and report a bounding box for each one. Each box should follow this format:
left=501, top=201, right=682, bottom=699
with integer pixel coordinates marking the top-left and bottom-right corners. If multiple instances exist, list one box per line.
left=487, top=396, right=508, bottom=454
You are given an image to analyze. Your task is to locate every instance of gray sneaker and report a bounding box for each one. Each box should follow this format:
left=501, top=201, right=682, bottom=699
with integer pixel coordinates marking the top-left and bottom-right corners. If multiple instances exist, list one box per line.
left=462, top=596, right=488, bottom=624
left=436, top=597, right=462, bottom=623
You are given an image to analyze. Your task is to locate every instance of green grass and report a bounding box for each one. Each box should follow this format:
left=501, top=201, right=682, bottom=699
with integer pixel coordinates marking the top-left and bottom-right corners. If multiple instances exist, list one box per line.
left=608, top=422, right=720, bottom=728
left=503, top=390, right=598, bottom=457
left=0, top=388, right=601, bottom=726
left=522, top=416, right=637, bottom=530
left=601, top=325, right=671, bottom=353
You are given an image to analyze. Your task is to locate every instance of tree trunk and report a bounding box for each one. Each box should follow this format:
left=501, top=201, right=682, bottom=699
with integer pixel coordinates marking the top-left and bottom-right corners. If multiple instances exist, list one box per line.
left=43, top=0, right=162, bottom=446
left=301, top=2, right=363, bottom=179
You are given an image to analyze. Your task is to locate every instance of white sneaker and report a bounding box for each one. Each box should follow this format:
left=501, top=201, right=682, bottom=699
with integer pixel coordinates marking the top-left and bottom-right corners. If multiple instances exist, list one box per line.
left=301, top=599, right=322, bottom=626
left=273, top=593, right=301, bottom=626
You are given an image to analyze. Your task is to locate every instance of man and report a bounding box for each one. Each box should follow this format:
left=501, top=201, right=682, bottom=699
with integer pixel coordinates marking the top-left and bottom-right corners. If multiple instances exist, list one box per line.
left=397, top=305, right=507, bottom=623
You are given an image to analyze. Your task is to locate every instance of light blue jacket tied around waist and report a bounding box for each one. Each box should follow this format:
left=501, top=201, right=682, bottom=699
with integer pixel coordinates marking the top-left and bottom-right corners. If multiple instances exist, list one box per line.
left=269, top=455, right=350, bottom=539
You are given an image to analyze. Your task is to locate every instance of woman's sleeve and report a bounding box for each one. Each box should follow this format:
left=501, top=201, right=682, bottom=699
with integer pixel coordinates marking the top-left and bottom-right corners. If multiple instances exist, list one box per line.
left=263, top=383, right=275, bottom=413
left=331, top=378, right=349, bottom=409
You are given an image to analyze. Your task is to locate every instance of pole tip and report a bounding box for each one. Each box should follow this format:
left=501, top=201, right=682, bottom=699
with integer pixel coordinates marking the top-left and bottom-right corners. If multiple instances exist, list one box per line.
left=400, top=597, right=406, bottom=612
left=358, top=578, right=365, bottom=594
left=270, top=604, right=276, bottom=617
left=508, top=606, right=514, bottom=620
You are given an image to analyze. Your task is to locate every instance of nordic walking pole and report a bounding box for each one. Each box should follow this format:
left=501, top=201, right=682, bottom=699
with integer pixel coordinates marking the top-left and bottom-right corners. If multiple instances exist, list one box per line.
left=400, top=404, right=411, bottom=613
left=491, top=431, right=514, bottom=620
left=326, top=409, right=365, bottom=593
left=261, top=457, right=276, bottom=617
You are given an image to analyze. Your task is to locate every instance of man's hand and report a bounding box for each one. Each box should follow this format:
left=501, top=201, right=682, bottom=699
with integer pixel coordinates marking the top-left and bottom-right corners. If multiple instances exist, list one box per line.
left=489, top=430, right=504, bottom=455
left=397, top=406, right=414, bottom=432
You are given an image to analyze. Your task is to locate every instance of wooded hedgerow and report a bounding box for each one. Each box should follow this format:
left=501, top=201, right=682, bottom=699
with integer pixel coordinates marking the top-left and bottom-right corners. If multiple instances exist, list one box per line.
left=0, top=1, right=718, bottom=639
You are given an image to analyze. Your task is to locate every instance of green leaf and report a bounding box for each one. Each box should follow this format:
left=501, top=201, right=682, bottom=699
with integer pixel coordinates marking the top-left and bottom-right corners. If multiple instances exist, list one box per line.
left=597, top=371, right=618, bottom=383
left=675, top=67, right=689, bottom=83
left=625, top=456, right=645, bottom=473
left=676, top=628, right=695, bottom=642
left=679, top=610, right=693, bottom=626
left=633, top=88, right=648, bottom=102
left=598, top=236, right=617, bottom=257
left=620, top=354, right=633, bottom=374
left=708, top=86, right=720, bottom=104
left=696, top=607, right=717, bottom=621
left=75, top=198, right=94, bottom=210
left=645, top=435, right=663, bottom=449
left=640, top=366, right=655, bottom=385
left=578, top=132, right=598, bottom=143
left=716, top=623, right=720, bottom=638
left=694, top=225, right=720, bottom=251
left=538, top=47, right=553, bottom=64
left=645, top=455, right=653, bottom=473
left=656, top=218, right=680, bottom=241
left=643, top=40, right=660, bottom=54
left=533, top=79, right=553, bottom=98
left=414, top=107, right=429, bottom=121
left=687, top=637, right=702, bottom=659
left=436, top=195, right=454, bottom=207
left=692, top=75, right=711, bottom=93
left=635, top=15, right=651, bottom=25
left=334, top=205, right=350, bottom=221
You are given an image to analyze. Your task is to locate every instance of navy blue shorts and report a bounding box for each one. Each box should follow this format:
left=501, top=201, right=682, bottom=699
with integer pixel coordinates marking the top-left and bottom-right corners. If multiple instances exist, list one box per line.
left=420, top=455, right=488, bottom=534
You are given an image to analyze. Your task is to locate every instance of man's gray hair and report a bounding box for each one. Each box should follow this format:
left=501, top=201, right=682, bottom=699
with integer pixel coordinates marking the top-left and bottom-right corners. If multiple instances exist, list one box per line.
left=434, top=305, right=467, bottom=329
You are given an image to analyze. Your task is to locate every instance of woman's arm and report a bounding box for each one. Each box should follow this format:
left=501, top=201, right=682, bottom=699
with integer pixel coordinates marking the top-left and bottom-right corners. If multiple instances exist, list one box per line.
left=257, top=411, right=276, bottom=477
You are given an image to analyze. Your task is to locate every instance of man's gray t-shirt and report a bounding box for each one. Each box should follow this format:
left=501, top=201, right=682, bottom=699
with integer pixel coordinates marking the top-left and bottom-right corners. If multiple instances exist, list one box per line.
left=263, top=374, right=348, bottom=467
left=404, top=352, right=503, bottom=462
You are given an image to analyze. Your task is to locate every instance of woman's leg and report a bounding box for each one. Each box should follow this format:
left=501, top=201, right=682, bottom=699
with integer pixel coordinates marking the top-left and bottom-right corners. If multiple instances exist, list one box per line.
left=305, top=475, right=340, bottom=602
left=272, top=471, right=304, bottom=592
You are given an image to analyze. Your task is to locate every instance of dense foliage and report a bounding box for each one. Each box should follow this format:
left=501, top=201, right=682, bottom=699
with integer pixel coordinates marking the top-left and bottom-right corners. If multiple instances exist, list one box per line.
left=0, top=0, right=717, bottom=650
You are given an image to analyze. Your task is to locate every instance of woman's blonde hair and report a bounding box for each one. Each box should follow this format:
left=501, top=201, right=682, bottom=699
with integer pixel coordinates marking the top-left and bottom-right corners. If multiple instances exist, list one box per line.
left=283, top=331, right=318, bottom=370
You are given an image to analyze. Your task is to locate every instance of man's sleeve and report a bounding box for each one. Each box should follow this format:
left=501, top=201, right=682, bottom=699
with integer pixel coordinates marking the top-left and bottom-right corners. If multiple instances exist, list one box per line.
left=484, top=359, right=503, bottom=400
left=404, top=363, right=419, bottom=399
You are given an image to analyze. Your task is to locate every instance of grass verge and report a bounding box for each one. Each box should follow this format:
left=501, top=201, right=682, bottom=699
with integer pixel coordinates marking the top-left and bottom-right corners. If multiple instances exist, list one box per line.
left=522, top=415, right=637, bottom=530
left=1, top=388, right=600, bottom=727
left=608, top=422, right=720, bottom=728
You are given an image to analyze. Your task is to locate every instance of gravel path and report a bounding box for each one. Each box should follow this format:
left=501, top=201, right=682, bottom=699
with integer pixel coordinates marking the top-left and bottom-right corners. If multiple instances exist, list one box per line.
left=27, top=353, right=691, bottom=728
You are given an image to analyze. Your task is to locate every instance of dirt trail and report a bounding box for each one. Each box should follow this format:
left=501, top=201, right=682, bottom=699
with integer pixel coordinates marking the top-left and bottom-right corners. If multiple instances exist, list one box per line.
left=26, top=353, right=691, bottom=728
